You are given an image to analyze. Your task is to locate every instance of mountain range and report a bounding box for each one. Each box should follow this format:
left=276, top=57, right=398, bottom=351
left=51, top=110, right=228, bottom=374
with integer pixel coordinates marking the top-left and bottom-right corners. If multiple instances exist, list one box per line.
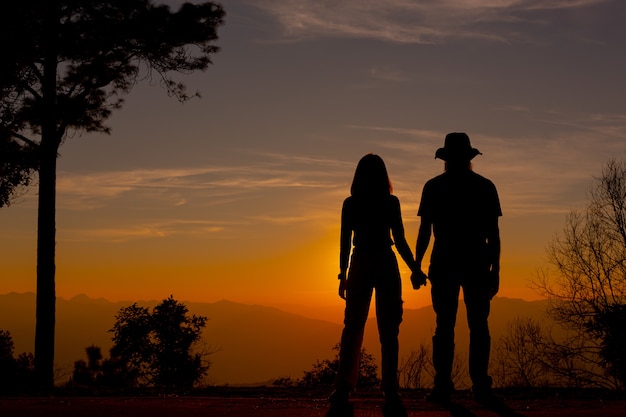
left=0, top=292, right=551, bottom=386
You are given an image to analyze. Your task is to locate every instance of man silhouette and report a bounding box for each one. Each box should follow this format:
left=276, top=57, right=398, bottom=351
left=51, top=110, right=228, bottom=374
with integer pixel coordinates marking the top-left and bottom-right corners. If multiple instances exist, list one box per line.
left=414, top=132, right=502, bottom=404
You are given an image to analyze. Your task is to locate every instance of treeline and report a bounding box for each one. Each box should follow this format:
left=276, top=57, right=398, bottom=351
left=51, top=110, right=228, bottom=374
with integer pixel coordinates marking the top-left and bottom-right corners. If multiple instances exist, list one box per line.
left=1, top=296, right=211, bottom=394
left=1, top=298, right=624, bottom=395
left=273, top=316, right=625, bottom=393
left=397, top=316, right=624, bottom=391
left=0, top=329, right=35, bottom=394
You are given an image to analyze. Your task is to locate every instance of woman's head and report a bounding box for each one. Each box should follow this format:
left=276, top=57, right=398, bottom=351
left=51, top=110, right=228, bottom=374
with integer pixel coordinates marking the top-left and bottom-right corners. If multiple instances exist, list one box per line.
left=351, top=153, right=392, bottom=196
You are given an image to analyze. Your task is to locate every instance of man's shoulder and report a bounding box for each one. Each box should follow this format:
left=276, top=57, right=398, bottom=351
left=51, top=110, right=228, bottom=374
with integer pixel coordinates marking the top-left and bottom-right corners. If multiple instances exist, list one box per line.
left=469, top=171, right=498, bottom=189
left=423, top=171, right=497, bottom=191
left=424, top=173, right=446, bottom=187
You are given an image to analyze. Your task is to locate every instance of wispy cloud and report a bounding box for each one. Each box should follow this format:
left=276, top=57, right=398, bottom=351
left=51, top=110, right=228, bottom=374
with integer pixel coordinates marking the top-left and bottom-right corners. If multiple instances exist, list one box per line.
left=61, top=219, right=235, bottom=243
left=347, top=112, right=626, bottom=217
left=56, top=159, right=344, bottom=211
left=55, top=107, right=626, bottom=245
left=248, top=215, right=315, bottom=225
left=369, top=66, right=411, bottom=83
left=250, top=0, right=608, bottom=44
left=55, top=153, right=351, bottom=242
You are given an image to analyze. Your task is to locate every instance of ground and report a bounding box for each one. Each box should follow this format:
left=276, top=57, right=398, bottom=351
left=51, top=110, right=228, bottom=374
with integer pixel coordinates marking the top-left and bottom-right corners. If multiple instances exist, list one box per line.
left=1, top=388, right=625, bottom=417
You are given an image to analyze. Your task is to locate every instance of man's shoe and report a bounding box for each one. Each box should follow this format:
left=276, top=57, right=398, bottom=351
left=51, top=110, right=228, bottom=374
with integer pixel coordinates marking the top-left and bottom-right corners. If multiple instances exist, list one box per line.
left=325, top=402, right=354, bottom=417
left=383, top=392, right=408, bottom=417
left=326, top=390, right=354, bottom=417
left=473, top=389, right=500, bottom=406
left=426, top=388, right=451, bottom=404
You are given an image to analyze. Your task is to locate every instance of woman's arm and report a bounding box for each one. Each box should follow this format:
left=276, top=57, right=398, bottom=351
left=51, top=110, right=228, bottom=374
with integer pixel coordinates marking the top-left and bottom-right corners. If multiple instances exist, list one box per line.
left=338, top=198, right=352, bottom=299
left=390, top=197, right=416, bottom=271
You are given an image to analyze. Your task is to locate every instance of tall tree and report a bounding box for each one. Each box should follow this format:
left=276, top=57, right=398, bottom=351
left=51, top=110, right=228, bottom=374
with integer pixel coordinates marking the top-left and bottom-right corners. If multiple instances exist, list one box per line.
left=535, top=159, right=626, bottom=389
left=0, top=0, right=225, bottom=390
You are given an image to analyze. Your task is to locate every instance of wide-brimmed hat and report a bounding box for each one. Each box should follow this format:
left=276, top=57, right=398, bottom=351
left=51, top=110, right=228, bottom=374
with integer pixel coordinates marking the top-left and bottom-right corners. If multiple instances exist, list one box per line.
left=435, top=132, right=482, bottom=161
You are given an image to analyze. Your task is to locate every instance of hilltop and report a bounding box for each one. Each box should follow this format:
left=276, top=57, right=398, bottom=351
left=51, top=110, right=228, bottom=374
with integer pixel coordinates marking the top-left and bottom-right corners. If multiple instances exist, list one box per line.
left=0, top=293, right=550, bottom=385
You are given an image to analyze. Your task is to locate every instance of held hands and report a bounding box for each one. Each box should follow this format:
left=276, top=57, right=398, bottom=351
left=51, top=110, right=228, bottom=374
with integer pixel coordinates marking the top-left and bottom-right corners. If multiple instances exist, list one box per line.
left=410, top=269, right=428, bottom=290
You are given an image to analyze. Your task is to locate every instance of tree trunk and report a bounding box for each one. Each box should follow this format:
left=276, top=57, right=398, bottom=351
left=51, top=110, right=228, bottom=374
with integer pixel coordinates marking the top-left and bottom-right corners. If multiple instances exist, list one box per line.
left=34, top=148, right=57, bottom=390
left=34, top=2, right=59, bottom=391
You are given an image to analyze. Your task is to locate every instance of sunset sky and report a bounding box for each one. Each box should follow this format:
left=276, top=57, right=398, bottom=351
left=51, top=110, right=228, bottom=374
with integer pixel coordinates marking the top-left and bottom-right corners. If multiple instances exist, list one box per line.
left=1, top=0, right=625, bottom=322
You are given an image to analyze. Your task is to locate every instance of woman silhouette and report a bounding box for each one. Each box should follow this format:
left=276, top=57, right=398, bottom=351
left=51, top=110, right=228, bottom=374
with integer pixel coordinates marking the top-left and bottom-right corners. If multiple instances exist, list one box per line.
left=327, top=154, right=416, bottom=417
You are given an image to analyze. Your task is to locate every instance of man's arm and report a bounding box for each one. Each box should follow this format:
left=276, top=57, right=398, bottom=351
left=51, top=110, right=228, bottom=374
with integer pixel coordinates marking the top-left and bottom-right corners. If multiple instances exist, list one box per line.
left=411, top=218, right=432, bottom=289
left=486, top=217, right=501, bottom=299
left=390, top=197, right=416, bottom=271
left=415, top=218, right=432, bottom=267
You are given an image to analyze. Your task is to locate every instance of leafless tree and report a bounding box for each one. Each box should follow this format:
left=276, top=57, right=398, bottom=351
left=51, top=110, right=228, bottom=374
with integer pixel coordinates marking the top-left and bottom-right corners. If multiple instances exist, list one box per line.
left=398, top=343, right=431, bottom=389
left=491, top=317, right=550, bottom=388
left=398, top=342, right=468, bottom=389
left=533, top=158, right=626, bottom=389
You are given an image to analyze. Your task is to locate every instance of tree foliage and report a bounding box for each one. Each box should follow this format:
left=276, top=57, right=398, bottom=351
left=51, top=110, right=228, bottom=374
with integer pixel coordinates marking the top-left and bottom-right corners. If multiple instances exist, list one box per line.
left=71, top=345, right=104, bottom=386
left=108, top=296, right=209, bottom=390
left=0, top=134, right=38, bottom=207
left=0, top=0, right=224, bottom=389
left=299, top=344, right=379, bottom=389
left=534, top=158, right=626, bottom=389
left=0, top=329, right=35, bottom=394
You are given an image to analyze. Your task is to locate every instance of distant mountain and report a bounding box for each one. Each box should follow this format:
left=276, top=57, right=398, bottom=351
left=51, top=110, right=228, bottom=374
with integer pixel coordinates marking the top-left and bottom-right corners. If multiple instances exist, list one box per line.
left=0, top=293, right=550, bottom=386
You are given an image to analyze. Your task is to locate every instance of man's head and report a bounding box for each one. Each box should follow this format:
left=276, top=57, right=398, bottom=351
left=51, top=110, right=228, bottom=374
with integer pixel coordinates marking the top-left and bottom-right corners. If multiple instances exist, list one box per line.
left=435, top=132, right=482, bottom=163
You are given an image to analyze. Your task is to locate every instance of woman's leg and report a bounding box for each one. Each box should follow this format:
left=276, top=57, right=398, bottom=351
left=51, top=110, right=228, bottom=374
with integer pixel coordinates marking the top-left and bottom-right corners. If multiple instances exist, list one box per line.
left=463, top=279, right=492, bottom=396
left=430, top=277, right=461, bottom=397
left=374, top=253, right=403, bottom=394
left=335, top=255, right=373, bottom=392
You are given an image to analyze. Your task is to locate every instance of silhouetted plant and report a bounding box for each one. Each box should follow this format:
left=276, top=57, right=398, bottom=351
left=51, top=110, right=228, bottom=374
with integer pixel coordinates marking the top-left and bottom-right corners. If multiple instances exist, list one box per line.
left=300, top=344, right=379, bottom=388
left=0, top=134, right=38, bottom=208
left=71, top=345, right=104, bottom=386
left=0, top=330, right=15, bottom=392
left=14, top=352, right=35, bottom=390
left=0, top=1, right=225, bottom=390
left=272, top=376, right=296, bottom=387
left=534, top=159, right=626, bottom=389
left=398, top=343, right=432, bottom=389
left=0, top=329, right=35, bottom=394
left=151, top=297, right=208, bottom=389
left=398, top=342, right=467, bottom=389
left=108, top=296, right=209, bottom=390
left=109, top=304, right=153, bottom=387
left=491, top=317, right=553, bottom=388
left=595, top=304, right=626, bottom=385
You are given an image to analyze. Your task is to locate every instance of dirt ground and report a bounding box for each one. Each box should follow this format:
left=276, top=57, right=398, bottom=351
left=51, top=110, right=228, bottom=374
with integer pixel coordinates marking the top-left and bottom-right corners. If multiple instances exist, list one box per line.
left=1, top=395, right=625, bottom=417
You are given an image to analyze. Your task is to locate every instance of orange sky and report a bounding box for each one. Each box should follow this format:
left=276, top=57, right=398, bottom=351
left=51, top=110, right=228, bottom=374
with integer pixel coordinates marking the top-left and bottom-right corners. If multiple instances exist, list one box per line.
left=2, top=0, right=626, bottom=323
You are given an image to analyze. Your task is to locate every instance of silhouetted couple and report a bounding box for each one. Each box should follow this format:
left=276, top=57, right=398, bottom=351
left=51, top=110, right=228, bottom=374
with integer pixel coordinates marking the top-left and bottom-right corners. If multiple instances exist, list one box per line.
left=327, top=133, right=502, bottom=417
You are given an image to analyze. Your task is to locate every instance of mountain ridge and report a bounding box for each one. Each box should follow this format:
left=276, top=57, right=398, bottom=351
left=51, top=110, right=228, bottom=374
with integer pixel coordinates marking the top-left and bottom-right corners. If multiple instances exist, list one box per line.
left=0, top=292, right=550, bottom=386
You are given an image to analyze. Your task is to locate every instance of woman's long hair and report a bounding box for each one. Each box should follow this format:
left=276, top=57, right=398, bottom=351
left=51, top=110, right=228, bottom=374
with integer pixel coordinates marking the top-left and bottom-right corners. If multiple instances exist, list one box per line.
left=350, top=154, right=393, bottom=197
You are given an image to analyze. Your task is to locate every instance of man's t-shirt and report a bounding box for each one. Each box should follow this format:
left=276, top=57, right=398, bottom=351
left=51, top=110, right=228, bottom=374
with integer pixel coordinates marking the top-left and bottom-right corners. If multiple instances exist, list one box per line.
left=418, top=170, right=502, bottom=276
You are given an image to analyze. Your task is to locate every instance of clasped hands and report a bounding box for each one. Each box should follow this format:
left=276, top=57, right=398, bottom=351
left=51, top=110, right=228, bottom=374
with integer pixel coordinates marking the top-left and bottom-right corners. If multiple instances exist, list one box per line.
left=410, top=268, right=428, bottom=290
